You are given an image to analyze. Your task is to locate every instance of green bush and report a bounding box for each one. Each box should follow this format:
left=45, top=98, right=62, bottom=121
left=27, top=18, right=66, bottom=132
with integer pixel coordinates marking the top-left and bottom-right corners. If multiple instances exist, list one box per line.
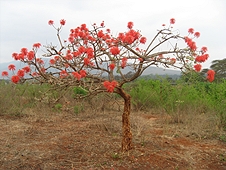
left=128, top=78, right=226, bottom=129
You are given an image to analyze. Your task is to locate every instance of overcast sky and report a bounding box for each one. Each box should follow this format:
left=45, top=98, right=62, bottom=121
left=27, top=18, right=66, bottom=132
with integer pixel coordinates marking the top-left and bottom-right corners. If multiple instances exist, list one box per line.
left=0, top=0, right=225, bottom=69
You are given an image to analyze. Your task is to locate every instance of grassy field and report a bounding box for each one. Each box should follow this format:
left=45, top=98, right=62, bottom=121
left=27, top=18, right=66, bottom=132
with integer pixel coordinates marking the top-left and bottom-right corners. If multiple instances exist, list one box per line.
left=0, top=80, right=226, bottom=169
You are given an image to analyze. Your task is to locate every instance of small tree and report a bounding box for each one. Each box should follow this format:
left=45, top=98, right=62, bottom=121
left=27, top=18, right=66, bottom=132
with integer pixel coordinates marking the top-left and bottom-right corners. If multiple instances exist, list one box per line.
left=1, top=18, right=215, bottom=151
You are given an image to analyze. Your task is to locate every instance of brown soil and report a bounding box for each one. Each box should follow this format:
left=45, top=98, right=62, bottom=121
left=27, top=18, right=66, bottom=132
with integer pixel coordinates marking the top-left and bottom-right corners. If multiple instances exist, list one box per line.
left=0, top=110, right=225, bottom=170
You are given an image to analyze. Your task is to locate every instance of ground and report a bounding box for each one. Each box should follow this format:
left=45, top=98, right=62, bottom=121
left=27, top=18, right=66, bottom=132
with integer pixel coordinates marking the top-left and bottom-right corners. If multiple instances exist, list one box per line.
left=0, top=108, right=225, bottom=170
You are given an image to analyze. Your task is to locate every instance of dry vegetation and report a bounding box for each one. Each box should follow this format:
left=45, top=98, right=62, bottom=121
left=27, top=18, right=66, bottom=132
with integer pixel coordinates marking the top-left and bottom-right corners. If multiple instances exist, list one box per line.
left=0, top=89, right=226, bottom=169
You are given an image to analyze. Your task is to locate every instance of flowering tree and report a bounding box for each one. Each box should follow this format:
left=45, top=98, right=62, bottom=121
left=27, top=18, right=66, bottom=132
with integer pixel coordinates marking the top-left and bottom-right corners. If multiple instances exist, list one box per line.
left=1, top=18, right=214, bottom=151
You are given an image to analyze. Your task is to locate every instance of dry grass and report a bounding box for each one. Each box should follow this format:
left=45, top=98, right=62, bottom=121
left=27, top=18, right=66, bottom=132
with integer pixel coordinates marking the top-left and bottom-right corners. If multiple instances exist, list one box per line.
left=0, top=85, right=226, bottom=169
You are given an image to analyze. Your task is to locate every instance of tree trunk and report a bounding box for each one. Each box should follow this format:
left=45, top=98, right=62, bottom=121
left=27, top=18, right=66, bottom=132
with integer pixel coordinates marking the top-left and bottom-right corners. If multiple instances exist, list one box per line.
left=118, top=88, right=133, bottom=151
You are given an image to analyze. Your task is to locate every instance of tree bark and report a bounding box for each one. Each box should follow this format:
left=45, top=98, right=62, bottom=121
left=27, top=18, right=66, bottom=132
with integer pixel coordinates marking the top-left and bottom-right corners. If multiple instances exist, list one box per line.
left=118, top=88, right=133, bottom=151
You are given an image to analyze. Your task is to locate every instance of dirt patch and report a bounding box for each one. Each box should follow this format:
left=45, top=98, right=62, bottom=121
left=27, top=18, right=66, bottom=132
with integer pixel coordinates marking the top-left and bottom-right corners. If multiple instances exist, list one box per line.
left=0, top=111, right=225, bottom=170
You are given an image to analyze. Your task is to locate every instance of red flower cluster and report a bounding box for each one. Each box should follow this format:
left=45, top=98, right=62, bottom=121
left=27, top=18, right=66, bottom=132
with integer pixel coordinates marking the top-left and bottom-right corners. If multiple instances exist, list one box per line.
left=72, top=70, right=87, bottom=80
left=194, top=64, right=202, bottom=72
left=12, top=43, right=40, bottom=61
left=195, top=54, right=209, bottom=63
left=60, top=70, right=68, bottom=78
left=184, top=36, right=197, bottom=51
left=110, top=46, right=120, bottom=55
left=103, top=80, right=118, bottom=93
left=207, top=70, right=215, bottom=82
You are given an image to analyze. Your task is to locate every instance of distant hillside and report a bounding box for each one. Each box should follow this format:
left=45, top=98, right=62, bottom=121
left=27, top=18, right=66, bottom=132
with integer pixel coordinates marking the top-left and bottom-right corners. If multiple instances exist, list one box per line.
left=0, top=60, right=181, bottom=79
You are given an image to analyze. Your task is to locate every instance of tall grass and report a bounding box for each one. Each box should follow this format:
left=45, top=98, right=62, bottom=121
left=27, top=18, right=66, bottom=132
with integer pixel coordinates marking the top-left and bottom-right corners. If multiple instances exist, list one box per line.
left=128, top=79, right=226, bottom=130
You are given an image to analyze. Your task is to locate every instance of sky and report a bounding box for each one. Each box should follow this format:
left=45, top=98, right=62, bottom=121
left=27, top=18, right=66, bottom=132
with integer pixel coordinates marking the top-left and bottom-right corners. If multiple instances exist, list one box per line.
left=0, top=0, right=225, bottom=69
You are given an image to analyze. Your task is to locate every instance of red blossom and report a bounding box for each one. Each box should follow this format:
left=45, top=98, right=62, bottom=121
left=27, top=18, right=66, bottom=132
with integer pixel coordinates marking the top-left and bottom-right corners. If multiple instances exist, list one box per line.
left=8, top=64, right=16, bottom=71
left=72, top=72, right=81, bottom=80
left=110, top=46, right=120, bottom=55
left=54, top=56, right=60, bottom=60
left=60, top=19, right=66, bottom=25
left=201, top=46, right=208, bottom=53
left=103, top=80, right=118, bottom=93
left=84, top=58, right=91, bottom=66
left=184, top=36, right=197, bottom=51
left=12, top=53, right=19, bottom=60
left=194, top=32, right=200, bottom=38
left=36, top=58, right=44, bottom=65
left=97, top=30, right=105, bottom=38
left=109, top=63, right=115, bottom=70
left=207, top=70, right=215, bottom=82
left=140, top=37, right=147, bottom=44
left=195, top=54, right=209, bottom=63
left=100, top=21, right=104, bottom=27
left=49, top=59, right=56, bottom=65
left=1, top=71, right=8, bottom=77
left=17, top=69, right=25, bottom=77
left=27, top=51, right=35, bottom=60
left=33, top=43, right=41, bottom=48
left=170, top=58, right=176, bottom=64
left=60, top=70, right=68, bottom=78
left=127, top=22, right=134, bottom=29
left=188, top=28, right=194, bottom=34
left=48, top=20, right=54, bottom=25
left=21, top=48, right=28, bottom=56
left=32, top=72, right=38, bottom=77
left=170, top=18, right=175, bottom=24
left=11, top=75, right=20, bottom=84
left=22, top=66, right=30, bottom=73
left=194, top=64, right=202, bottom=72
left=79, top=70, right=87, bottom=78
